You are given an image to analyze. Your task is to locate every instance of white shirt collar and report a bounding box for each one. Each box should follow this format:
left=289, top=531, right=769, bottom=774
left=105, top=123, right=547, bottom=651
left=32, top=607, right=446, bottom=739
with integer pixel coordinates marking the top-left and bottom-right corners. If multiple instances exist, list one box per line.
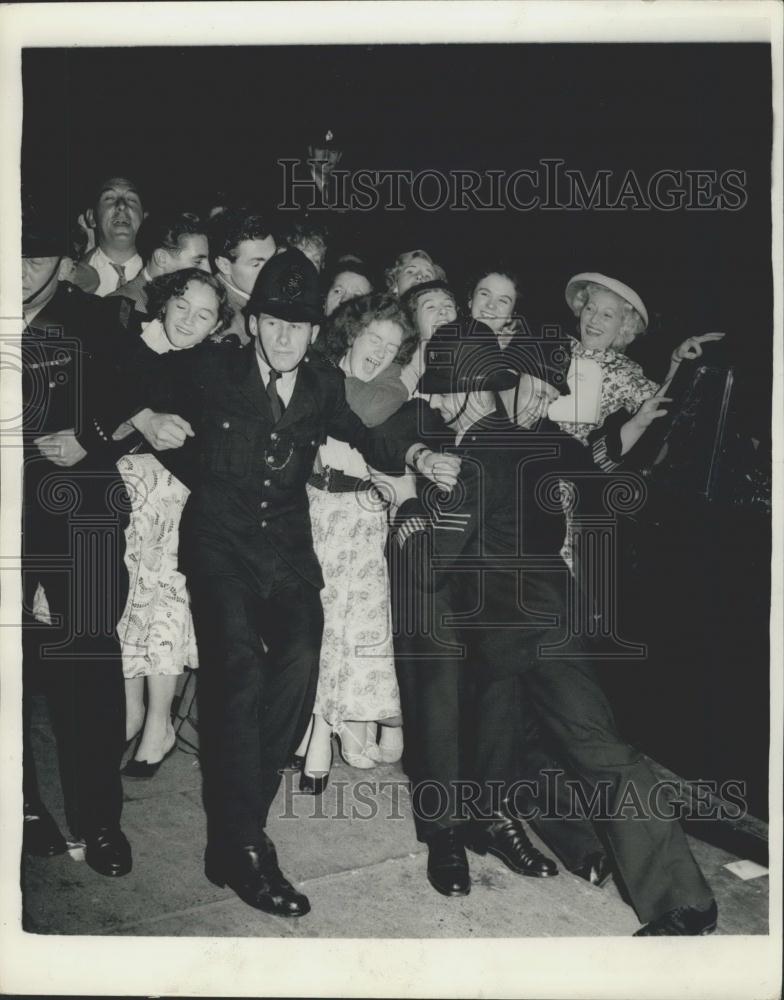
left=218, top=272, right=250, bottom=302
left=255, top=348, right=298, bottom=406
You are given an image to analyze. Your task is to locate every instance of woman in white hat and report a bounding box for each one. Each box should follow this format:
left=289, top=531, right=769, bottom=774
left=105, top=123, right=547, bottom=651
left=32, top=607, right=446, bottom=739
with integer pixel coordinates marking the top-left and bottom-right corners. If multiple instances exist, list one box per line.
left=559, top=272, right=724, bottom=444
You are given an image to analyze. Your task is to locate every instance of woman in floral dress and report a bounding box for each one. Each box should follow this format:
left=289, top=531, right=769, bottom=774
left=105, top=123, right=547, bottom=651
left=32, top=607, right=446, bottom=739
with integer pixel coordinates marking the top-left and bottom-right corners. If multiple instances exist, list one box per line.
left=117, top=269, right=231, bottom=776
left=296, top=293, right=417, bottom=792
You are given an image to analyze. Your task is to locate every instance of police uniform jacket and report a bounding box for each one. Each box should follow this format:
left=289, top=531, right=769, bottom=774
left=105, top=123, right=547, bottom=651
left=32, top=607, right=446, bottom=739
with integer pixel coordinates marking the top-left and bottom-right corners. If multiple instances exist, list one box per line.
left=389, top=408, right=627, bottom=680
left=141, top=341, right=414, bottom=590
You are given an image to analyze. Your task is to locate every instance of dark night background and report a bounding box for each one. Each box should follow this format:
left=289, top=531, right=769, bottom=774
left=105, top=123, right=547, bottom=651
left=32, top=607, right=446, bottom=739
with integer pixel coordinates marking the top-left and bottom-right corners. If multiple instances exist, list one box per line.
left=21, top=43, right=773, bottom=822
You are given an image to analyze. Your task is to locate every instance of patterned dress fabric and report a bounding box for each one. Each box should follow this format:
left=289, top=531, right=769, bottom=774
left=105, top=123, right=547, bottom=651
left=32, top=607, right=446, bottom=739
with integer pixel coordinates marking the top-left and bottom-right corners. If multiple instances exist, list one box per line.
left=555, top=337, right=660, bottom=444
left=558, top=337, right=660, bottom=569
left=116, top=453, right=198, bottom=678
left=307, top=482, right=400, bottom=726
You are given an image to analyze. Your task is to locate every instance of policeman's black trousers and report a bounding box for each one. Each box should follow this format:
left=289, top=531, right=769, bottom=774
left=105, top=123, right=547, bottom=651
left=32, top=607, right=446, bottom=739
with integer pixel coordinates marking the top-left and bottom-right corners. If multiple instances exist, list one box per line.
left=188, top=548, right=323, bottom=847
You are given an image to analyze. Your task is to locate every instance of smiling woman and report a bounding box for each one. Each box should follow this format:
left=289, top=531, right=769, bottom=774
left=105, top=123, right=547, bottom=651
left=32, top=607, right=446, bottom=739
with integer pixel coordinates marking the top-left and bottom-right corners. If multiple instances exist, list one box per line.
left=115, top=269, right=231, bottom=777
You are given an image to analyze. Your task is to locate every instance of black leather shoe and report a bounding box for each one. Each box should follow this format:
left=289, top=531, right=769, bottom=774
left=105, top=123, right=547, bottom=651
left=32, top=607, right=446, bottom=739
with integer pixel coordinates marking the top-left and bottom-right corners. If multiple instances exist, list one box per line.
left=426, top=827, right=471, bottom=897
left=84, top=826, right=132, bottom=877
left=634, top=899, right=718, bottom=936
left=469, top=816, right=558, bottom=877
left=23, top=803, right=67, bottom=857
left=571, top=850, right=613, bottom=888
left=299, top=744, right=333, bottom=797
left=121, top=744, right=176, bottom=779
left=205, top=840, right=310, bottom=917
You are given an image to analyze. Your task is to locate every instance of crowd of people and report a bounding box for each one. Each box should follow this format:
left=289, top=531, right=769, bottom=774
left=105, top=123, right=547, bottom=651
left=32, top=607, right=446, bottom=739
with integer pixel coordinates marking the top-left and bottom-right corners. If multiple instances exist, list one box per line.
left=21, top=162, right=723, bottom=936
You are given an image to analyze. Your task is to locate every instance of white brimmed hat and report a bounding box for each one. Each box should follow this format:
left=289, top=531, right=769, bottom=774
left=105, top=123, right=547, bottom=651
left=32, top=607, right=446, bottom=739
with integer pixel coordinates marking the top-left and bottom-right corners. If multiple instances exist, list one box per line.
left=565, top=272, right=648, bottom=330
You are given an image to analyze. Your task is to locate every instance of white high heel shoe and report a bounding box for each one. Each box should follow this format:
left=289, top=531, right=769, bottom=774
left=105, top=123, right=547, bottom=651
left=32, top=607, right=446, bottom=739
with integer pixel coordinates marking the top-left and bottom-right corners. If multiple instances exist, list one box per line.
left=335, top=722, right=381, bottom=769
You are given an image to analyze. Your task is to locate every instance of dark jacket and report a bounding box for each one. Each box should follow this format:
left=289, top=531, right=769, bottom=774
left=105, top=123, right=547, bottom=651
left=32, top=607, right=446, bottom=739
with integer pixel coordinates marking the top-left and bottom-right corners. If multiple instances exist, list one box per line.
left=389, top=408, right=626, bottom=679
left=23, top=281, right=137, bottom=462
left=142, top=342, right=413, bottom=588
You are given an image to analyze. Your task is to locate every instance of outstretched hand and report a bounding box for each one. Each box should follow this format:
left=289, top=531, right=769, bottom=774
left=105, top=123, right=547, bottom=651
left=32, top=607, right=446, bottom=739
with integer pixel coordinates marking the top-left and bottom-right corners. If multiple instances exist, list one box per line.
left=672, top=332, right=725, bottom=363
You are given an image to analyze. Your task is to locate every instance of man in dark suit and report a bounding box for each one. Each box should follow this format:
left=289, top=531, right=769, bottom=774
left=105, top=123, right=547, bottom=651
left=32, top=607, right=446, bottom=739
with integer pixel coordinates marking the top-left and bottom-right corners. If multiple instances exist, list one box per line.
left=388, top=322, right=717, bottom=936
left=130, top=248, right=459, bottom=918
left=21, top=209, right=136, bottom=877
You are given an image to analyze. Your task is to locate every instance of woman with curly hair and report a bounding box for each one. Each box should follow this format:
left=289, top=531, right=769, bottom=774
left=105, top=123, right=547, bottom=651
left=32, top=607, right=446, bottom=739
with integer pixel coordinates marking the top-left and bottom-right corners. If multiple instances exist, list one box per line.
left=295, top=292, right=417, bottom=792
left=116, top=268, right=232, bottom=776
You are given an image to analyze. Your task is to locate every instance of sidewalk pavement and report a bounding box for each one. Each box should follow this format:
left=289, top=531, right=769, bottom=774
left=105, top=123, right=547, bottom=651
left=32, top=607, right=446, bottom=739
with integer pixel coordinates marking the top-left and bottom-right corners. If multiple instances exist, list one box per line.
left=22, top=698, right=770, bottom=938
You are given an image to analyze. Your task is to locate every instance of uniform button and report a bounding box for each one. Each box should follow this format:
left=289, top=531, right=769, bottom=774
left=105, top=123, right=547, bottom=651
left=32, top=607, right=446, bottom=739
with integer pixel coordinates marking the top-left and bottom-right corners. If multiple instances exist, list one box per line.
left=263, top=479, right=271, bottom=487
left=222, top=420, right=230, bottom=429
left=261, top=520, right=268, bottom=528
left=270, top=432, right=279, bottom=441
left=261, top=501, right=269, bottom=509
left=49, top=381, right=56, bottom=388
left=311, top=439, right=317, bottom=446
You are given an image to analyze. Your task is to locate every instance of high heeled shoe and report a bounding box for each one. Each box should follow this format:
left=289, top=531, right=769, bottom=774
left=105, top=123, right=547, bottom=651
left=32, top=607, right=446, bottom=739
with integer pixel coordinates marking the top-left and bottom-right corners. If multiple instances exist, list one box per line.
left=121, top=735, right=177, bottom=779
left=334, top=722, right=381, bottom=769
left=299, top=743, right=333, bottom=796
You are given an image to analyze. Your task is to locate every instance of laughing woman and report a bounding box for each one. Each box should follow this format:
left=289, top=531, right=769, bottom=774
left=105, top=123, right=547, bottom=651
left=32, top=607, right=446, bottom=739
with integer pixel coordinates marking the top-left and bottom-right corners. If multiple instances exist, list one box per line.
left=296, top=293, right=417, bottom=792
left=116, top=269, right=231, bottom=776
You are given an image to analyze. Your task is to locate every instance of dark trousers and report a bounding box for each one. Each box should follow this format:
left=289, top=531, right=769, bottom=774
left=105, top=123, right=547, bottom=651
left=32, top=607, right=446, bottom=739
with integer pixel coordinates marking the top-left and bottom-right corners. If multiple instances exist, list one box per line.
left=510, top=653, right=713, bottom=923
left=187, top=544, right=323, bottom=847
left=22, top=457, right=129, bottom=838
left=391, top=552, right=516, bottom=839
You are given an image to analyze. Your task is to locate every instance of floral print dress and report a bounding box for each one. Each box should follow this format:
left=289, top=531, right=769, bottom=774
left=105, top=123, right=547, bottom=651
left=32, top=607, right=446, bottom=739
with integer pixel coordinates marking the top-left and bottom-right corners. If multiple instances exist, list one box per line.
left=556, top=337, right=660, bottom=569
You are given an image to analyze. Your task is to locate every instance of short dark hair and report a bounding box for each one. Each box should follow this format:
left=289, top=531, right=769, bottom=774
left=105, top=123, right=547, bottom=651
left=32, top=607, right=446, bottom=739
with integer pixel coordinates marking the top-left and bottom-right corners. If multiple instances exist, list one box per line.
left=280, top=219, right=329, bottom=252
left=319, top=292, right=418, bottom=367
left=145, top=268, right=233, bottom=334
left=136, top=211, right=207, bottom=265
left=89, top=174, right=144, bottom=211
left=208, top=207, right=273, bottom=270
left=467, top=262, right=524, bottom=310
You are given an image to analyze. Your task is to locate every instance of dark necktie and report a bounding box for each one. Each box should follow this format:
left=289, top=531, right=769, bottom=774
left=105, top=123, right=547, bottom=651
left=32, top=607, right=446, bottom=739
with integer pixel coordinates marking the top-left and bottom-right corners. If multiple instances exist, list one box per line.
left=110, top=261, right=127, bottom=289
left=267, top=369, right=284, bottom=423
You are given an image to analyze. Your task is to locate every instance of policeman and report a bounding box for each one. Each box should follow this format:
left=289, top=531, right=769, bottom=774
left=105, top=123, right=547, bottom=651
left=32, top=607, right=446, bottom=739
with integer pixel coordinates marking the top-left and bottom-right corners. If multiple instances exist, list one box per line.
left=388, top=322, right=718, bottom=936
left=130, top=248, right=460, bottom=918
left=21, top=208, right=136, bottom=877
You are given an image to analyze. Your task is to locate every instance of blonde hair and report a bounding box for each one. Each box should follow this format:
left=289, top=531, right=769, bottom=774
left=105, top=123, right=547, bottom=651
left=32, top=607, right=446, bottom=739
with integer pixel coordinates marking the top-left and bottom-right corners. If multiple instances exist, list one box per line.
left=574, top=282, right=646, bottom=350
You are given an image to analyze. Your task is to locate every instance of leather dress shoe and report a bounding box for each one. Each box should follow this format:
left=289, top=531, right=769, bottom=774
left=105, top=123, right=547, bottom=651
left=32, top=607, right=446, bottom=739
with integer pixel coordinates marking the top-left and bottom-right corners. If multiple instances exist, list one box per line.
left=205, top=840, right=310, bottom=917
left=571, top=850, right=613, bottom=888
left=469, top=815, right=558, bottom=877
left=84, top=826, right=132, bottom=877
left=23, top=803, right=67, bottom=857
left=634, top=899, right=718, bottom=936
left=426, top=827, right=471, bottom=897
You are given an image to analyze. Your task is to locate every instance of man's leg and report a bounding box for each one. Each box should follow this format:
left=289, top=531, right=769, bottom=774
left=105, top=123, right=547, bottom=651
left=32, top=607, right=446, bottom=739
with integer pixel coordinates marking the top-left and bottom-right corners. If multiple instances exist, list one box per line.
left=254, top=556, right=323, bottom=827
left=189, top=572, right=271, bottom=847
left=525, top=655, right=714, bottom=925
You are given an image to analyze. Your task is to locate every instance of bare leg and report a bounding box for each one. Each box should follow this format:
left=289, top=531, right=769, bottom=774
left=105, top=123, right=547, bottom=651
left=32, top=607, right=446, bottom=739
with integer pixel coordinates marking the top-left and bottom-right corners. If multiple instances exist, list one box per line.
left=124, top=677, right=145, bottom=742
left=378, top=718, right=404, bottom=762
left=133, top=674, right=178, bottom=764
left=303, top=714, right=333, bottom=777
left=294, top=714, right=314, bottom=759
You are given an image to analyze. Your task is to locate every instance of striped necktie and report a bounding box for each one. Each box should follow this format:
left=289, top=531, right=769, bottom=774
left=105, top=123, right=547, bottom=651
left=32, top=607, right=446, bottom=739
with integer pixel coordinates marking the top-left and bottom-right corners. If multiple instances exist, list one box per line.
left=110, top=261, right=127, bottom=289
